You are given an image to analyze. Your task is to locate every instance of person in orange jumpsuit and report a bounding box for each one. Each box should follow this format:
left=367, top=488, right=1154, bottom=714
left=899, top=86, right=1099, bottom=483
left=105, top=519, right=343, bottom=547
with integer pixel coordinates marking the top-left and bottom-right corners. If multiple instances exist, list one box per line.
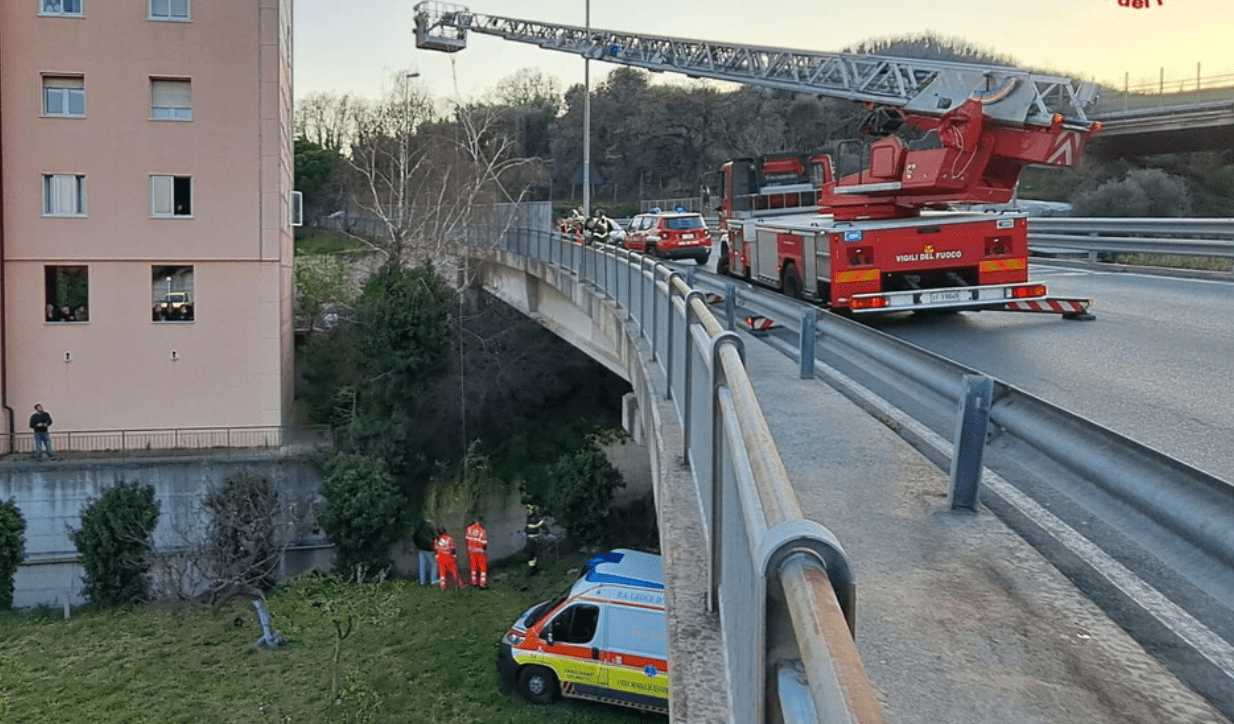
left=465, top=517, right=489, bottom=589
left=435, top=527, right=464, bottom=591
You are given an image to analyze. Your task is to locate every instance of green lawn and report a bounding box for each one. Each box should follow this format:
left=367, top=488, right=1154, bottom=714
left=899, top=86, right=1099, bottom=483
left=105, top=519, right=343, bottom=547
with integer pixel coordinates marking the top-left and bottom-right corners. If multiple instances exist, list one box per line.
left=0, top=556, right=655, bottom=724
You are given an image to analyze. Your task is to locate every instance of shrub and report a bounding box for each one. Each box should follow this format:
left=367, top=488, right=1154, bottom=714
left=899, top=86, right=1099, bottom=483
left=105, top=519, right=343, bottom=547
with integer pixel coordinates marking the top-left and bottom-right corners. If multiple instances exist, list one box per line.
left=72, top=482, right=160, bottom=607
left=1071, top=168, right=1192, bottom=217
left=0, top=499, right=26, bottom=610
left=319, top=454, right=408, bottom=574
left=538, top=441, right=625, bottom=547
left=204, top=475, right=280, bottom=597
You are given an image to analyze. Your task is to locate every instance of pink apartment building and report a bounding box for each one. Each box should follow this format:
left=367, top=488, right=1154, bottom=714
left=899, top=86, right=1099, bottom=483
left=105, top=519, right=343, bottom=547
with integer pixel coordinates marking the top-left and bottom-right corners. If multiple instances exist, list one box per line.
left=0, top=0, right=295, bottom=452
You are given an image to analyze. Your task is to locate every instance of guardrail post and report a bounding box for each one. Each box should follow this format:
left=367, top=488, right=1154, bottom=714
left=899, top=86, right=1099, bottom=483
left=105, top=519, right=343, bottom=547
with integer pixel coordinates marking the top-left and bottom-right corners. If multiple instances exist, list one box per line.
left=709, top=332, right=745, bottom=615
left=724, top=283, right=737, bottom=331
left=949, top=374, right=993, bottom=511
left=799, top=306, right=817, bottom=379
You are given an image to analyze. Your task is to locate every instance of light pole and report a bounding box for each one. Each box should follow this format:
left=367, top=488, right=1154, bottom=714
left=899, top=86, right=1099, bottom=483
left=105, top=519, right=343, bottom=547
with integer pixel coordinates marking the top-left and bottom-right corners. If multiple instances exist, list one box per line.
left=582, top=0, right=591, bottom=217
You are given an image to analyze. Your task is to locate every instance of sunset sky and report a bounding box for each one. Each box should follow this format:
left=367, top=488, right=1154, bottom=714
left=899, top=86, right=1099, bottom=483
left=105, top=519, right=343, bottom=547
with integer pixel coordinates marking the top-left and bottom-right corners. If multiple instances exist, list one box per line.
left=294, top=0, right=1230, bottom=102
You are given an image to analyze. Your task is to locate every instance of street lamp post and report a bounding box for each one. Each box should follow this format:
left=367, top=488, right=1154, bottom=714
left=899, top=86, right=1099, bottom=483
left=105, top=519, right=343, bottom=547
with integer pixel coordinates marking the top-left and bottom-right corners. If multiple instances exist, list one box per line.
left=583, top=0, right=591, bottom=217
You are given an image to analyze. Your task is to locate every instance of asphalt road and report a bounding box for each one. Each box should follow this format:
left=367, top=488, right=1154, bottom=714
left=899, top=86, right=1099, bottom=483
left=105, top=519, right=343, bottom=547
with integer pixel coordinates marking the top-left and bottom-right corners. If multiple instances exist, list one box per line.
left=863, top=263, right=1234, bottom=484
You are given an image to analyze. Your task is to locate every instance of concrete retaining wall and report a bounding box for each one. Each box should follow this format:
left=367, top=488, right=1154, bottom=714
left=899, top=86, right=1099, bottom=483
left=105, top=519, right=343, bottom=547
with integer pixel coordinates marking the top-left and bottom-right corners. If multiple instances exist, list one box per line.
left=0, top=451, right=329, bottom=609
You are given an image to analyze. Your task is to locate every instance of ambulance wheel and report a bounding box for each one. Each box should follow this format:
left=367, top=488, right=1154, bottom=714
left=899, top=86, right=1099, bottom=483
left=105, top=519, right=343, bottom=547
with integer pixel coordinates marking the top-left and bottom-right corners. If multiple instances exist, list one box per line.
left=781, top=261, right=803, bottom=299
left=716, top=242, right=730, bottom=276
left=518, top=665, right=560, bottom=705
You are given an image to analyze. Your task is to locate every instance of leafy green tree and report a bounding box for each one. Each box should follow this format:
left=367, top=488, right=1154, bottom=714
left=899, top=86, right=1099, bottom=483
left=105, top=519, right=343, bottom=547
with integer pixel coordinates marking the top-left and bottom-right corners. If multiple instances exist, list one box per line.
left=0, top=499, right=26, bottom=610
left=72, top=482, right=160, bottom=607
left=318, top=453, right=408, bottom=573
left=294, top=252, right=357, bottom=336
left=294, top=136, right=341, bottom=221
left=536, top=441, right=625, bottom=547
left=338, top=264, right=453, bottom=485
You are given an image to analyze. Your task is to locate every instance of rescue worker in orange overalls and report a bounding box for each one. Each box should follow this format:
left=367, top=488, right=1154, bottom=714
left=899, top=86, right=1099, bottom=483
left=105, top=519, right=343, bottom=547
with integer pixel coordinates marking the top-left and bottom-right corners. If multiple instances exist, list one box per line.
left=465, top=517, right=489, bottom=589
left=435, top=527, right=464, bottom=590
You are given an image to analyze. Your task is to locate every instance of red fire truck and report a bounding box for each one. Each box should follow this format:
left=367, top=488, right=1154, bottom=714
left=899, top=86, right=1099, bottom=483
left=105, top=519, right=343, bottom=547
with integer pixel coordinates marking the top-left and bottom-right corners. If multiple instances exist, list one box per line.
left=715, top=102, right=1099, bottom=317
left=414, top=2, right=1100, bottom=317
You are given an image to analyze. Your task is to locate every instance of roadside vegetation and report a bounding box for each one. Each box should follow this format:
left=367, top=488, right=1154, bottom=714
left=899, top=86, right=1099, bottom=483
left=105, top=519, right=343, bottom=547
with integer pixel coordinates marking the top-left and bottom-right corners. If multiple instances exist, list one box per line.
left=0, top=554, right=652, bottom=723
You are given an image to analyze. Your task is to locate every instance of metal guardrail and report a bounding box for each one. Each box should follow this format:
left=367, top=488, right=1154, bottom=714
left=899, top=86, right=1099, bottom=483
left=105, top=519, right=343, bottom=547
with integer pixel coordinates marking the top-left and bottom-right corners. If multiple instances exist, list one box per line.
left=480, top=226, right=883, bottom=723
left=1028, top=217, right=1234, bottom=271
left=3, top=426, right=332, bottom=458
left=684, top=269, right=1234, bottom=655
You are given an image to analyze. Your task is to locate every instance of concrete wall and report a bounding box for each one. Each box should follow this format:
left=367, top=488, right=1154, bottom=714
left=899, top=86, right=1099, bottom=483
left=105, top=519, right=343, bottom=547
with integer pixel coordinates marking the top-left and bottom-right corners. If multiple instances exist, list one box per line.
left=1, top=451, right=328, bottom=609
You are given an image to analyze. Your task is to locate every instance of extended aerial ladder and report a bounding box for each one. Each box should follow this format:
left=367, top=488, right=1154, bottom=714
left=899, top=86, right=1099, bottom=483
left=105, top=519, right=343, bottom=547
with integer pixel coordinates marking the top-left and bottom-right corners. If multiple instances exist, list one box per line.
left=414, top=2, right=1099, bottom=318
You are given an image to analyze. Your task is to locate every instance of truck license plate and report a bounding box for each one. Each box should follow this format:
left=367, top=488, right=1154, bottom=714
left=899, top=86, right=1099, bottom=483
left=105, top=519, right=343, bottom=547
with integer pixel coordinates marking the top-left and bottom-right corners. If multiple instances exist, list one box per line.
left=926, top=291, right=964, bottom=304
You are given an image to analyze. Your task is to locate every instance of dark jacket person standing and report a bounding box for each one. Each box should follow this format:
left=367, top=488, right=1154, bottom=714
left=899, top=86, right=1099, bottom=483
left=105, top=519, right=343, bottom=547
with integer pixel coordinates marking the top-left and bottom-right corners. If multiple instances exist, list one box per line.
left=29, top=403, right=57, bottom=461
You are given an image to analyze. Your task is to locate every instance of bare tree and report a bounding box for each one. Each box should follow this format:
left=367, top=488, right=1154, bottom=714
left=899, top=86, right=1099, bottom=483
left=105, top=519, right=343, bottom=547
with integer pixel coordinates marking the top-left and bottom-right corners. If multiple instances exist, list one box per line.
left=295, top=91, right=358, bottom=153
left=338, top=74, right=541, bottom=272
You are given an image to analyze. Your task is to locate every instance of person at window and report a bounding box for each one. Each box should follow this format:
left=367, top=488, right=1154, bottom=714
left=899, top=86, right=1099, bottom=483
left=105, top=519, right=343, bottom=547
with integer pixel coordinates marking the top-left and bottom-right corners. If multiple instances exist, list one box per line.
left=60, top=305, right=74, bottom=322
left=45, top=304, right=58, bottom=322
left=465, top=516, right=489, bottom=589
left=29, top=403, right=57, bottom=461
left=74, top=305, right=88, bottom=322
left=434, top=527, right=465, bottom=591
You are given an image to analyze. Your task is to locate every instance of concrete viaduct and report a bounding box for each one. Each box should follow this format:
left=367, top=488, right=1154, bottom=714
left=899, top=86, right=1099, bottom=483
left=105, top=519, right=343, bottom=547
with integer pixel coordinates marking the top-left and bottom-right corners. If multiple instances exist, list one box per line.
left=470, top=238, right=1230, bottom=724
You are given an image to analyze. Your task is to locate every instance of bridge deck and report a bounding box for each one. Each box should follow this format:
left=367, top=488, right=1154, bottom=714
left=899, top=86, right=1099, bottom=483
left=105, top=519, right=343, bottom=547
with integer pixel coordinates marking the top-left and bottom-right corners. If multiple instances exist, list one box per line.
left=738, top=328, right=1227, bottom=724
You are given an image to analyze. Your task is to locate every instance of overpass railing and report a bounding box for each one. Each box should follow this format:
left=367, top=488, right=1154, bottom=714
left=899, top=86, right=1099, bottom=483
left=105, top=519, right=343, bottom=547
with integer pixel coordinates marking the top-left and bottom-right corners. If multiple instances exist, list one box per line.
left=1029, top=217, right=1234, bottom=272
left=484, top=226, right=884, bottom=724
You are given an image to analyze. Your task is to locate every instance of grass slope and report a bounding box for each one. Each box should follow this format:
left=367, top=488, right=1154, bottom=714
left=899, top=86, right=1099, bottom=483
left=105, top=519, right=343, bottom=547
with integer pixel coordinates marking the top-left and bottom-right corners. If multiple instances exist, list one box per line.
left=0, top=555, right=654, bottom=724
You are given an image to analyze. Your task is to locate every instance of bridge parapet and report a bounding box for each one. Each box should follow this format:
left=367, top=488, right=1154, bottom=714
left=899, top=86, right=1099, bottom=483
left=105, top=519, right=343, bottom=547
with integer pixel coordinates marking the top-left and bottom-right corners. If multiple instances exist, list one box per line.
left=470, top=225, right=884, bottom=723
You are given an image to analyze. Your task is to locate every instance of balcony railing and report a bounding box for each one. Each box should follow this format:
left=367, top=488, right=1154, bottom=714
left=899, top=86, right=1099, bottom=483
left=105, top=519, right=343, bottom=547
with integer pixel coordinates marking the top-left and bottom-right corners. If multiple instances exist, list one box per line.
left=3, top=425, right=332, bottom=458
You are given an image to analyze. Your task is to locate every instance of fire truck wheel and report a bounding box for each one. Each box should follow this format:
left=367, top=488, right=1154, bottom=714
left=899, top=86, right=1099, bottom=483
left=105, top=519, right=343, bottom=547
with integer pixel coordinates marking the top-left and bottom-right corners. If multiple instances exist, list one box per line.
left=716, top=242, right=730, bottom=275
left=694, top=252, right=710, bottom=266
left=518, top=665, right=560, bottom=705
left=781, top=261, right=803, bottom=299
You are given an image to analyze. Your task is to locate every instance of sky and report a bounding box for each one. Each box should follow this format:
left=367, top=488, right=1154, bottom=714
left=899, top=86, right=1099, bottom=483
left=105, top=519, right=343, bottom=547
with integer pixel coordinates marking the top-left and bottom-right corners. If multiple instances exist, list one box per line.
left=293, top=0, right=1231, bottom=104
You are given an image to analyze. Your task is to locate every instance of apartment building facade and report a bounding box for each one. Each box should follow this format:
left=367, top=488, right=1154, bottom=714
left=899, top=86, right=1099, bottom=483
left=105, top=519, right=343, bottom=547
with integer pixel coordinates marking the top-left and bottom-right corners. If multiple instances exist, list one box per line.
left=0, top=0, right=295, bottom=451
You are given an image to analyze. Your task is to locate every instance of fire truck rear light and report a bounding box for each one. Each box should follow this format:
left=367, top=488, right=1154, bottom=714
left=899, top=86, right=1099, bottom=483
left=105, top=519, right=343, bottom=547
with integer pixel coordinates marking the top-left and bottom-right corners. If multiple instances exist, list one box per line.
left=1011, top=285, right=1047, bottom=299
left=850, top=296, right=888, bottom=310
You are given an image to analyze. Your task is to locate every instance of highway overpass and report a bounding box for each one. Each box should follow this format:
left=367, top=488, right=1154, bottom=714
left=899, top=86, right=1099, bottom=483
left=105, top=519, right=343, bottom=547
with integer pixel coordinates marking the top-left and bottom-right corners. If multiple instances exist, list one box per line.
left=470, top=226, right=1233, bottom=724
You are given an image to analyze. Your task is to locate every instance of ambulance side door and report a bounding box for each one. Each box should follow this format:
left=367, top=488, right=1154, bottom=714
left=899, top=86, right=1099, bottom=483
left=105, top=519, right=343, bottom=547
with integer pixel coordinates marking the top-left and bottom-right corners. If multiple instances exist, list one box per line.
left=544, top=603, right=606, bottom=687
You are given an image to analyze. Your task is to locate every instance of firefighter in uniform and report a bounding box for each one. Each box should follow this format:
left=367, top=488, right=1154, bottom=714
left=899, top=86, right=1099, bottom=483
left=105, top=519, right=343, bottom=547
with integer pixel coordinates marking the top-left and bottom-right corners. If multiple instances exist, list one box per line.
left=465, top=517, right=489, bottom=589
left=435, top=527, right=464, bottom=590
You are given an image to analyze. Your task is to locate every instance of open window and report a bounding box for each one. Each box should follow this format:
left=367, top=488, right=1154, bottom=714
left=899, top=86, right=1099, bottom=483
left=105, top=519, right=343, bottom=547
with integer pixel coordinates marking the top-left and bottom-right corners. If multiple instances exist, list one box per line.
left=45, top=266, right=89, bottom=322
left=151, top=175, right=192, bottom=217
left=43, top=174, right=86, bottom=216
left=151, top=265, right=195, bottom=322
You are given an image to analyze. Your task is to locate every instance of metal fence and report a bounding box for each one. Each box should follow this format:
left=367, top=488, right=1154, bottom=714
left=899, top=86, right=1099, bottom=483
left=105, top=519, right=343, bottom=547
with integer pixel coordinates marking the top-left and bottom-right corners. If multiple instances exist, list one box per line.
left=4, top=426, right=332, bottom=458
left=483, top=224, right=883, bottom=723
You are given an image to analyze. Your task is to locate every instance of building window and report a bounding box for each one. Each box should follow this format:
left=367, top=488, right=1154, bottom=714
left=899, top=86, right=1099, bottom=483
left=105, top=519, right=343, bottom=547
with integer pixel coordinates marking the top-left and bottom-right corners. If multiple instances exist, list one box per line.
left=149, top=0, right=189, bottom=21
left=150, top=175, right=192, bottom=217
left=45, top=266, right=89, bottom=323
left=151, top=79, right=191, bottom=120
left=40, top=0, right=83, bottom=16
left=152, top=266, right=194, bottom=322
left=43, top=76, right=85, bottom=117
left=42, top=174, right=86, bottom=216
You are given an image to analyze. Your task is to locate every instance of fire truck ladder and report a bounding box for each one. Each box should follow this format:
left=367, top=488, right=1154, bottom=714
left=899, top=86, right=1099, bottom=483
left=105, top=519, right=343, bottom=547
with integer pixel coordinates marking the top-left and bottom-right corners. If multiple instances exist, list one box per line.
left=413, top=1, right=1098, bottom=129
